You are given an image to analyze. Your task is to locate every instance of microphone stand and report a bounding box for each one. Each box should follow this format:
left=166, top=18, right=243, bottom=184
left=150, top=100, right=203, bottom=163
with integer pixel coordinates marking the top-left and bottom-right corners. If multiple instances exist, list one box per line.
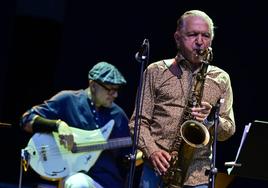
left=208, top=98, right=223, bottom=188
left=127, top=39, right=149, bottom=188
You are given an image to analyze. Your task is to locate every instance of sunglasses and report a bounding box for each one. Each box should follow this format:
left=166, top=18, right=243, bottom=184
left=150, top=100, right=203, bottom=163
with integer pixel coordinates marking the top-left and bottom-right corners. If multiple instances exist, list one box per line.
left=95, top=82, right=120, bottom=95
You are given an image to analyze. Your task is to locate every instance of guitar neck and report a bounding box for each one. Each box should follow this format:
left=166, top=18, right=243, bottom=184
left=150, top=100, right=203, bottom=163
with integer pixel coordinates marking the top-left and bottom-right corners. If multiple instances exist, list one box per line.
left=72, top=137, right=132, bottom=153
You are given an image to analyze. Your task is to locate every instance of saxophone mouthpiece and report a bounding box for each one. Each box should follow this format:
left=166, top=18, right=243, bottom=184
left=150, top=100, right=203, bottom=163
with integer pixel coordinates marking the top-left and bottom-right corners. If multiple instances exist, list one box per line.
left=197, top=48, right=205, bottom=56
left=195, top=47, right=213, bottom=63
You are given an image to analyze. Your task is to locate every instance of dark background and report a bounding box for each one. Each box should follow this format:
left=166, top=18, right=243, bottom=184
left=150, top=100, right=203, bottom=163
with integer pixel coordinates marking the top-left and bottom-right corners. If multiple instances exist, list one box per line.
left=1, top=0, right=267, bottom=187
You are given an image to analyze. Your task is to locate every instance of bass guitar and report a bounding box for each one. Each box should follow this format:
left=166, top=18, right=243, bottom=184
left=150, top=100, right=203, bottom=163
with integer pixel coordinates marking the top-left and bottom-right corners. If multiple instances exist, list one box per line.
left=22, top=119, right=132, bottom=180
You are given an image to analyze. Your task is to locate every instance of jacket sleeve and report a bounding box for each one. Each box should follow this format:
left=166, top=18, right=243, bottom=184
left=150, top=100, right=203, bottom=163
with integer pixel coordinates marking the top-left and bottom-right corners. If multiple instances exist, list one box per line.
left=129, top=64, right=160, bottom=159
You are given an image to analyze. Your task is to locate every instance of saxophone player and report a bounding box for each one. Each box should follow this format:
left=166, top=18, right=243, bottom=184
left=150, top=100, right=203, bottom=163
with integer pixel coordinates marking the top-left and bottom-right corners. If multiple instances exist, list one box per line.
left=129, top=10, right=235, bottom=188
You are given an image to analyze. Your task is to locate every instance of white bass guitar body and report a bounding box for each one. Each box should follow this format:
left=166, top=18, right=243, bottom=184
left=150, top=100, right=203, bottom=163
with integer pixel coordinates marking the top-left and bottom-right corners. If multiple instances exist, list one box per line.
left=23, top=119, right=132, bottom=180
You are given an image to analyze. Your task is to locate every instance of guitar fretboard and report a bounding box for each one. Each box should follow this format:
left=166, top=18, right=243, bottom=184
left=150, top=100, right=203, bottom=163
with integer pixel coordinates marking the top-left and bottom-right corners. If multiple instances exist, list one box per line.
left=72, top=137, right=132, bottom=153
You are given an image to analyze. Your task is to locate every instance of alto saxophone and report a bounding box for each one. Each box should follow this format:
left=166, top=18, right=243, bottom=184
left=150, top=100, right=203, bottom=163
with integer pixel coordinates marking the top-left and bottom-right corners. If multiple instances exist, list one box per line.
left=162, top=48, right=213, bottom=188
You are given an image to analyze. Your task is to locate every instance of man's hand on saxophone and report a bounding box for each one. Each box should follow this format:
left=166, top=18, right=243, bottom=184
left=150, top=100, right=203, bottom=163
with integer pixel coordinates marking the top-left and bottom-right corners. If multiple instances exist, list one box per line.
left=149, top=150, right=171, bottom=175
left=191, top=101, right=212, bottom=122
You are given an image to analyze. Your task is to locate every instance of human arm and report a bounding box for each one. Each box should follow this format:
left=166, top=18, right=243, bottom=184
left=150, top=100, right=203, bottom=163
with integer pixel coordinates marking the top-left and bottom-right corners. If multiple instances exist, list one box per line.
left=201, top=70, right=236, bottom=141
left=129, top=64, right=171, bottom=174
left=216, top=75, right=235, bottom=141
left=20, top=93, right=74, bottom=150
left=189, top=66, right=236, bottom=142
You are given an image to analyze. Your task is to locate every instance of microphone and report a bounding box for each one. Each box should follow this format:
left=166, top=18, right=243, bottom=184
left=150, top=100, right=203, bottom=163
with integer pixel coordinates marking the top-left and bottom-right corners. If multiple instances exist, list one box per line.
left=206, top=105, right=217, bottom=123
left=208, top=98, right=224, bottom=121
left=204, top=98, right=224, bottom=128
left=135, top=39, right=149, bottom=62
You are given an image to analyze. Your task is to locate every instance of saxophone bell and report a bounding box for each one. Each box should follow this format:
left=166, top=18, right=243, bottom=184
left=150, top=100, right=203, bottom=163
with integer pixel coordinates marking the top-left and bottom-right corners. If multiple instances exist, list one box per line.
left=180, top=119, right=210, bottom=148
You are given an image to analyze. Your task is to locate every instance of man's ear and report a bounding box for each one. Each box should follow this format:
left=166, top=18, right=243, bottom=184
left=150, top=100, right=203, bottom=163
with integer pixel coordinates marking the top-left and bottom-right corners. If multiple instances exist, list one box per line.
left=89, top=80, right=96, bottom=90
left=174, top=31, right=180, bottom=43
left=89, top=80, right=92, bottom=87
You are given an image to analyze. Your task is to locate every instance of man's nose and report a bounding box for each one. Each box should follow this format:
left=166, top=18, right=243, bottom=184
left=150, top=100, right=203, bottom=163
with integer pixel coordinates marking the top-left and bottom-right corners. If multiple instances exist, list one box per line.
left=195, top=35, right=204, bottom=46
left=111, top=91, right=118, bottom=98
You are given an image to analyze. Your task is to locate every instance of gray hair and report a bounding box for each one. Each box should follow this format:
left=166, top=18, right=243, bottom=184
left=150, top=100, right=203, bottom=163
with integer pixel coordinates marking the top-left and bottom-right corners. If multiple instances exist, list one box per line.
left=177, top=10, right=215, bottom=39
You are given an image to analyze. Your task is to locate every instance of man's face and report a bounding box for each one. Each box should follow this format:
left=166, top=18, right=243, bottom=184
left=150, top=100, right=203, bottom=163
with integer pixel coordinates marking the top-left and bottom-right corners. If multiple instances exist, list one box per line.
left=174, top=16, right=212, bottom=65
left=92, top=81, right=120, bottom=108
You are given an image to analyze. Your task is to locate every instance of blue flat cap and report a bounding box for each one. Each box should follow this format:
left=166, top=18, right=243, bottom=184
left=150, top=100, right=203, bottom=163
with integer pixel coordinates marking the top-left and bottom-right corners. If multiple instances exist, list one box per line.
left=88, top=61, right=126, bottom=85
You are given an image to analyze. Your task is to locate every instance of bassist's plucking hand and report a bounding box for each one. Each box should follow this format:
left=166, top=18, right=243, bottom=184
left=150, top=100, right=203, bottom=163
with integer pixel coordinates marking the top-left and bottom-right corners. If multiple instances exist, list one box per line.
left=57, top=120, right=74, bottom=151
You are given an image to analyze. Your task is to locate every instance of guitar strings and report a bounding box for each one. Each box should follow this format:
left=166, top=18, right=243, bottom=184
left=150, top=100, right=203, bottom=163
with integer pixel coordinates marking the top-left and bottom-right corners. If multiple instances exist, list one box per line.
left=28, top=137, right=132, bottom=159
